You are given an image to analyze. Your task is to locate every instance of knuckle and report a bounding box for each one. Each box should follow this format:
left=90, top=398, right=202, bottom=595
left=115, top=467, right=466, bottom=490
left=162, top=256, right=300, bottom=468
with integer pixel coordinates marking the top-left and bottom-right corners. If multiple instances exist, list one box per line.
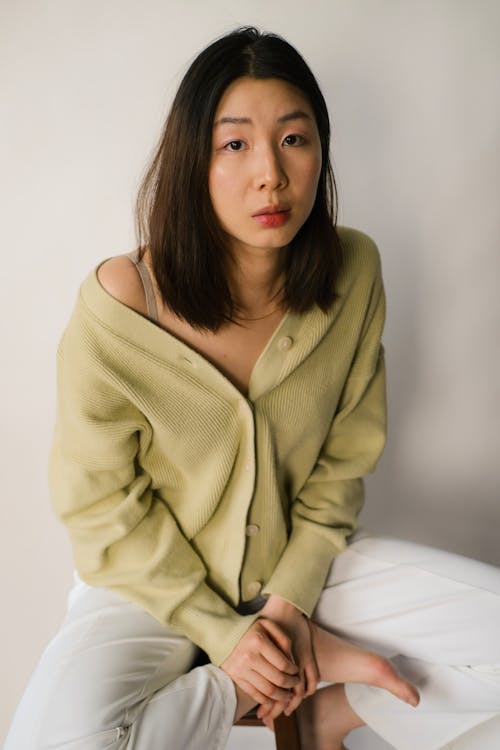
left=241, top=652, right=252, bottom=666
left=262, top=682, right=274, bottom=699
left=276, top=673, right=290, bottom=688
left=278, top=655, right=292, bottom=671
left=272, top=687, right=288, bottom=701
left=249, top=630, right=261, bottom=646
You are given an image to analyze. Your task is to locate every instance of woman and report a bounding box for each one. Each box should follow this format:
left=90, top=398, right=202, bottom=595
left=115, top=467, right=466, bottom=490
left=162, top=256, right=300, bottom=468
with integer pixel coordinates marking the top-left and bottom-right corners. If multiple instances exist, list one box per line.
left=5, top=27, right=500, bottom=750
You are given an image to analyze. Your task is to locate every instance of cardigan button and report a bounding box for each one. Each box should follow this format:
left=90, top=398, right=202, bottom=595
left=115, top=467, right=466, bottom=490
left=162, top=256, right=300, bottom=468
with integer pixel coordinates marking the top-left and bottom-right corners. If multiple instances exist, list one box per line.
left=246, top=581, right=262, bottom=597
left=278, top=336, right=293, bottom=351
left=245, top=524, right=260, bottom=537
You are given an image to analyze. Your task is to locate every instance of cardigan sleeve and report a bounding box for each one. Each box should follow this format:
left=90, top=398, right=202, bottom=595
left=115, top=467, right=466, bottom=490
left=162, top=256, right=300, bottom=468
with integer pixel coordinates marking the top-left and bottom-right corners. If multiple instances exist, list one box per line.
left=48, top=316, right=258, bottom=666
left=262, top=258, right=387, bottom=615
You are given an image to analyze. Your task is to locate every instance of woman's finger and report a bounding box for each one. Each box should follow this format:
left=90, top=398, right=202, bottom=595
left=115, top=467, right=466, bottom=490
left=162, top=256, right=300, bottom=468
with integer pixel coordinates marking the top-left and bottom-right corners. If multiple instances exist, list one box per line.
left=260, top=713, right=276, bottom=731
left=256, top=701, right=272, bottom=720
left=251, top=653, right=301, bottom=690
left=235, top=619, right=297, bottom=676
left=302, top=618, right=320, bottom=697
left=258, top=619, right=298, bottom=673
left=258, top=640, right=298, bottom=677
left=284, top=669, right=306, bottom=715
left=256, top=699, right=287, bottom=721
left=266, top=696, right=290, bottom=721
left=303, top=654, right=320, bottom=697
left=248, top=669, right=297, bottom=703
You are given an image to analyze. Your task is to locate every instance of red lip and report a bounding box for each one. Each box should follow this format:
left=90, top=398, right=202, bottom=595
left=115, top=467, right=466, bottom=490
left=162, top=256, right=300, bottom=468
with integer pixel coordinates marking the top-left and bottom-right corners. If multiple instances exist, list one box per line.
left=253, top=210, right=291, bottom=228
left=252, top=204, right=290, bottom=217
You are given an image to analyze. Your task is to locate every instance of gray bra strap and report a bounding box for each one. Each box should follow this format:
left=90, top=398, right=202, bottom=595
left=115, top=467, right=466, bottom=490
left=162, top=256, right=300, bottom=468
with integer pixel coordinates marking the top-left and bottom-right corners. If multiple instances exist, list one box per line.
left=126, top=249, right=159, bottom=322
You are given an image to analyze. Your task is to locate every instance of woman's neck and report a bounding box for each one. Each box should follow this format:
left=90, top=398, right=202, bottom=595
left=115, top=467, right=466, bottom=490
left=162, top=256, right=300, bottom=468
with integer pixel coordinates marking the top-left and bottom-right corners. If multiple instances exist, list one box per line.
left=226, top=245, right=287, bottom=319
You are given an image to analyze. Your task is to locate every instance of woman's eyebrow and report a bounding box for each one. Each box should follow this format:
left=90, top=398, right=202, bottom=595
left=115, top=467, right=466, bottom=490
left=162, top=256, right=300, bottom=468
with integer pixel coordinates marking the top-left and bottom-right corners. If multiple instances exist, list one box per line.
left=277, top=110, right=311, bottom=124
left=214, top=110, right=312, bottom=127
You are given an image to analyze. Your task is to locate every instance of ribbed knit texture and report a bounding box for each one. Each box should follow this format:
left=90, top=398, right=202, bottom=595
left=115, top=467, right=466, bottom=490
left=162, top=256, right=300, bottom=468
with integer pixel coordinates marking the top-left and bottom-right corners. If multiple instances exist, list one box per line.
left=49, top=226, right=387, bottom=666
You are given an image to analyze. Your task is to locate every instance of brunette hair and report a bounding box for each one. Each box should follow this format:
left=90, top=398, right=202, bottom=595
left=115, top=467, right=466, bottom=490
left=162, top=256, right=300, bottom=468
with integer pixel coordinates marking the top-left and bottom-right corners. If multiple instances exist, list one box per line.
left=135, top=26, right=341, bottom=330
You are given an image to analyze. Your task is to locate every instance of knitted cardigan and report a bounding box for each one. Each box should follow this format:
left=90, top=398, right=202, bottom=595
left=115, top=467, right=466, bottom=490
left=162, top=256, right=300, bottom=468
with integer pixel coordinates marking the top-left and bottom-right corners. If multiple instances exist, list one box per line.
left=49, top=226, right=386, bottom=665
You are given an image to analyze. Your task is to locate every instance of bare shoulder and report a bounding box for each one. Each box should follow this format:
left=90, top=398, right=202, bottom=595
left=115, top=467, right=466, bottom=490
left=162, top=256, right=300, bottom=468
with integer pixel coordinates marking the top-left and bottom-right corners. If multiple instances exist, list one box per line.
left=97, top=254, right=148, bottom=316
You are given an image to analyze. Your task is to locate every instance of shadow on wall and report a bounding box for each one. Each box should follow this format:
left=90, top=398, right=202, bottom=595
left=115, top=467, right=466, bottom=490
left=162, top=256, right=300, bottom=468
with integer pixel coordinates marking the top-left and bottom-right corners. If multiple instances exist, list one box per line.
left=334, top=75, right=500, bottom=568
left=359, top=229, right=500, bottom=569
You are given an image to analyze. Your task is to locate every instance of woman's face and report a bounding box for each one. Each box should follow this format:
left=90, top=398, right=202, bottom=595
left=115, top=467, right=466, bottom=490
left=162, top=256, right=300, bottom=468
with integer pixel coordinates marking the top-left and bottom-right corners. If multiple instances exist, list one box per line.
left=208, top=77, right=322, bottom=258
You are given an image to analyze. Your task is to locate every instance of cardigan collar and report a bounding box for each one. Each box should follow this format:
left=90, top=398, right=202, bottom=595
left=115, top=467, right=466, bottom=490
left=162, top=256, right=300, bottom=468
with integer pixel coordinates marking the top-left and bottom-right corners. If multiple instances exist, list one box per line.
left=79, top=260, right=337, bottom=403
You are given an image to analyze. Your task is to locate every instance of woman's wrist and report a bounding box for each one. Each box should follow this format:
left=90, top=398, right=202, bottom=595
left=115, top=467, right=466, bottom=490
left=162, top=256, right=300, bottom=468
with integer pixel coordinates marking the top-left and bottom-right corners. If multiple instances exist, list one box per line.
left=260, top=594, right=300, bottom=619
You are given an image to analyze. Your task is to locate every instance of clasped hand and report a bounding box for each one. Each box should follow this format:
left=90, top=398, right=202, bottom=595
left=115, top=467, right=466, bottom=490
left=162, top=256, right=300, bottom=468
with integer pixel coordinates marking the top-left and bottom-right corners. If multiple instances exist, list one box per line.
left=220, top=596, right=319, bottom=723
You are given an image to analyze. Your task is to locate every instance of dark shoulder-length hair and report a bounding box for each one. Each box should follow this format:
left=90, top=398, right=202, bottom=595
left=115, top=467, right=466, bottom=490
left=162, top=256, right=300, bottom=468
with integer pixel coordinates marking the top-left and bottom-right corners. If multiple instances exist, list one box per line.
left=135, top=26, right=342, bottom=331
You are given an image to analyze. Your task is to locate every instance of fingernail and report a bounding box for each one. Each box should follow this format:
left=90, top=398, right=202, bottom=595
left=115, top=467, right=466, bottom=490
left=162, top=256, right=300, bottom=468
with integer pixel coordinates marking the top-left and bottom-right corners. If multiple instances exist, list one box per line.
left=407, top=695, right=419, bottom=707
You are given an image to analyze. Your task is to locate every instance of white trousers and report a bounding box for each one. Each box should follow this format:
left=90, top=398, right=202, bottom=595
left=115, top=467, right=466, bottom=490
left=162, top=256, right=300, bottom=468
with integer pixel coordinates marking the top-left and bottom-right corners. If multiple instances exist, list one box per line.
left=4, top=532, right=500, bottom=750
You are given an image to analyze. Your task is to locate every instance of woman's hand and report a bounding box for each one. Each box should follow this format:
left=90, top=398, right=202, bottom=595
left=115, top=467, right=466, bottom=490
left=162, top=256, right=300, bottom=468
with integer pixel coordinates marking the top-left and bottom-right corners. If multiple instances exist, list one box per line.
left=220, top=618, right=301, bottom=709
left=256, top=596, right=319, bottom=723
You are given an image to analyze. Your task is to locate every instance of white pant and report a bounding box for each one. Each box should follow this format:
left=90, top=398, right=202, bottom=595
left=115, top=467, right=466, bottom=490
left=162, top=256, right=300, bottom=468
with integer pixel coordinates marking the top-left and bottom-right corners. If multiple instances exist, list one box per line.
left=4, top=533, right=500, bottom=750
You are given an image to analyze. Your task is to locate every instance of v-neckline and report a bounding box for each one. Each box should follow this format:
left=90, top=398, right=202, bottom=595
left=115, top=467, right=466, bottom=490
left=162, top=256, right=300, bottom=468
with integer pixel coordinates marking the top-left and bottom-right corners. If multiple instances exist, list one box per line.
left=89, top=258, right=294, bottom=402
left=150, top=308, right=291, bottom=400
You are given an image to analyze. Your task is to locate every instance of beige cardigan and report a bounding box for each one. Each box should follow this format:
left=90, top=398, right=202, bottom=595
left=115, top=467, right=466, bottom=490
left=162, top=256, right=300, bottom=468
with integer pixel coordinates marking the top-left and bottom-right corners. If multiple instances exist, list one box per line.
left=49, top=226, right=386, bottom=665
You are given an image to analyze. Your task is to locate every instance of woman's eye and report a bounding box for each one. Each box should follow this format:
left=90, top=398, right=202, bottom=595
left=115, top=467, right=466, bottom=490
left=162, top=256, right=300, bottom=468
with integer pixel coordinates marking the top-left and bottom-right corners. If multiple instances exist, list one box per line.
left=224, top=140, right=245, bottom=151
left=283, top=134, right=304, bottom=146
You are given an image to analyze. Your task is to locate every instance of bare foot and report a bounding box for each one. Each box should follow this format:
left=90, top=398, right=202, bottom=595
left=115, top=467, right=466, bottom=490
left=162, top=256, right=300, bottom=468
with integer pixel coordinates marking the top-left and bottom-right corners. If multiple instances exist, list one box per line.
left=297, top=683, right=364, bottom=750
left=310, top=621, right=419, bottom=708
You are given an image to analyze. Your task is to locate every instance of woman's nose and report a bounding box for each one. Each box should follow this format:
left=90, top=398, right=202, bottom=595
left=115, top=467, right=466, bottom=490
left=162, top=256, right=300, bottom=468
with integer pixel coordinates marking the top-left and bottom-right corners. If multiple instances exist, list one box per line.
left=253, top=148, right=288, bottom=191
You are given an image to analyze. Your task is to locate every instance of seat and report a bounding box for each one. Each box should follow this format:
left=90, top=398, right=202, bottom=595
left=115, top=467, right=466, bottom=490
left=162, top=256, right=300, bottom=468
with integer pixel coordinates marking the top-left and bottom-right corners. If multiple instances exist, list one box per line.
left=235, top=707, right=301, bottom=749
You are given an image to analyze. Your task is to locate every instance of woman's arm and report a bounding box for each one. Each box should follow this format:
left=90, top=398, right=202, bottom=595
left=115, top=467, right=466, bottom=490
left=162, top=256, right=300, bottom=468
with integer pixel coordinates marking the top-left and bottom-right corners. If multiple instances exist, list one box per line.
left=262, top=250, right=387, bottom=618
left=49, top=298, right=303, bottom=709
left=254, top=339, right=386, bottom=719
left=253, top=250, right=387, bottom=717
left=49, top=322, right=257, bottom=666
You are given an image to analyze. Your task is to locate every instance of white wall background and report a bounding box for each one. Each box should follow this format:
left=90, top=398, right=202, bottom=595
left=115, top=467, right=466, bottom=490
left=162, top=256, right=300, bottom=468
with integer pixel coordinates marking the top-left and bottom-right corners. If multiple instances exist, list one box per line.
left=1, top=1, right=499, bottom=747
